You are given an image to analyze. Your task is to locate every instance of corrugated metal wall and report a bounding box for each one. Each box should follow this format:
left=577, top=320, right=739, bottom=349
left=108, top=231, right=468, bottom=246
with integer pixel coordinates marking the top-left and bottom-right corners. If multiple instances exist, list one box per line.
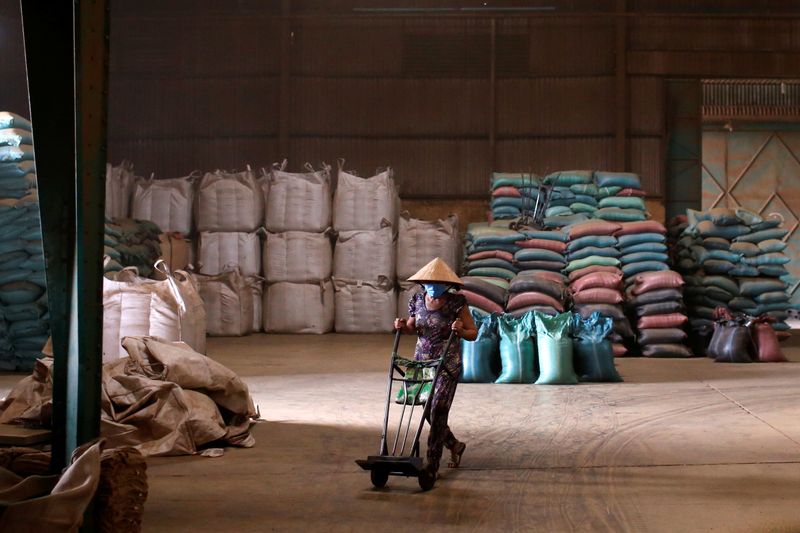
left=3, top=0, right=800, bottom=200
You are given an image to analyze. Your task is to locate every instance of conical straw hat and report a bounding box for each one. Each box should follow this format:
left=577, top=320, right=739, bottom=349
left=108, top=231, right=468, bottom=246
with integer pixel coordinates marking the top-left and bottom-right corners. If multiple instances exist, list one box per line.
left=408, top=257, right=463, bottom=286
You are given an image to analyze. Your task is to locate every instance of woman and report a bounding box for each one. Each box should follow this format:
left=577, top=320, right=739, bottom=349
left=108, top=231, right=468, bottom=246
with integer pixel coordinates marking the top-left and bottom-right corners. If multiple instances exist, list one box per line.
left=394, top=258, right=478, bottom=478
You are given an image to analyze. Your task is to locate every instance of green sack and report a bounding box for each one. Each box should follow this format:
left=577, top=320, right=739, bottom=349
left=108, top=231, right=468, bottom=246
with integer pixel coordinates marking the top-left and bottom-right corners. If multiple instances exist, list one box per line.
left=395, top=366, right=435, bottom=405
left=534, top=312, right=577, bottom=385
left=496, top=313, right=536, bottom=384
left=565, top=255, right=620, bottom=273
left=544, top=170, right=593, bottom=186
left=617, top=233, right=666, bottom=248
left=596, top=207, right=647, bottom=222
left=570, top=183, right=598, bottom=196
left=598, top=196, right=646, bottom=210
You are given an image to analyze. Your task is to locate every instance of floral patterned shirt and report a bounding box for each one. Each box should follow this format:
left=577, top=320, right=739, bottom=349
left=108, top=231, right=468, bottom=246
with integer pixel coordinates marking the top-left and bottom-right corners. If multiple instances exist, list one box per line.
left=408, top=292, right=466, bottom=376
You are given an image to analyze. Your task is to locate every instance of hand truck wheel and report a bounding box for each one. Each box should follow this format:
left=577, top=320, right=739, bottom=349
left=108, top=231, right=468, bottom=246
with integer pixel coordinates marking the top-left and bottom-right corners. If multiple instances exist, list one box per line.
left=370, top=468, right=389, bottom=488
left=418, top=467, right=436, bottom=491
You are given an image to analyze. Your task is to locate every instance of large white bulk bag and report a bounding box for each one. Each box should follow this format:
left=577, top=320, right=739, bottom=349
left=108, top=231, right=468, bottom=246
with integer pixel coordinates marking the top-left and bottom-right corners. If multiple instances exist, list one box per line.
left=397, top=281, right=422, bottom=319
left=264, top=280, right=334, bottom=334
left=195, top=168, right=264, bottom=232
left=247, top=277, right=264, bottom=333
left=333, top=226, right=395, bottom=281
left=263, top=230, right=332, bottom=283
left=396, top=213, right=460, bottom=280
left=102, top=262, right=206, bottom=361
left=196, top=268, right=254, bottom=337
left=105, top=160, right=136, bottom=219
left=197, top=230, right=262, bottom=277
left=333, top=277, right=397, bottom=333
left=131, top=174, right=196, bottom=234
left=333, top=164, right=398, bottom=231
left=265, top=162, right=331, bottom=232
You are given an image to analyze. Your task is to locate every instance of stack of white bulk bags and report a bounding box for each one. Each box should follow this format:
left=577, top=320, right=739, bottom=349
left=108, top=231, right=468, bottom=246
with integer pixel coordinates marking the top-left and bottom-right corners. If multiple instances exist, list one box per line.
left=105, top=160, right=137, bottom=220
left=263, top=162, right=334, bottom=333
left=332, top=163, right=399, bottom=332
left=195, top=168, right=264, bottom=281
left=131, top=173, right=196, bottom=235
left=102, top=261, right=206, bottom=362
left=395, top=213, right=460, bottom=317
left=195, top=267, right=254, bottom=337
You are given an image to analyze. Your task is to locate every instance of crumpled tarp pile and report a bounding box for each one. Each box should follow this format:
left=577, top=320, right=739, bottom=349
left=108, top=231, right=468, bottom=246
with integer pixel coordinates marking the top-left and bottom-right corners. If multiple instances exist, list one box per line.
left=0, top=336, right=258, bottom=457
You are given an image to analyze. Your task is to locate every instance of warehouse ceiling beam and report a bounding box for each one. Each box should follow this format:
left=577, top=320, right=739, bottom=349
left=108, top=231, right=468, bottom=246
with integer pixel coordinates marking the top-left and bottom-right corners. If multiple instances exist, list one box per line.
left=20, top=0, right=108, bottom=471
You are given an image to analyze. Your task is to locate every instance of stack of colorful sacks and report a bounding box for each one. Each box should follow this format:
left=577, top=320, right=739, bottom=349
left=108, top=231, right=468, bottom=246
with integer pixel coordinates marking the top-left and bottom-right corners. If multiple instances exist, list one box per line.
left=0, top=112, right=48, bottom=371
left=462, top=223, right=523, bottom=283
left=626, top=270, right=691, bottom=357
left=593, top=172, right=649, bottom=225
left=540, top=171, right=593, bottom=229
left=490, top=173, right=529, bottom=221
left=512, top=229, right=567, bottom=276
left=675, top=207, right=793, bottom=346
left=103, top=218, right=163, bottom=278
left=564, top=220, right=632, bottom=357
left=506, top=229, right=568, bottom=317
left=460, top=276, right=506, bottom=317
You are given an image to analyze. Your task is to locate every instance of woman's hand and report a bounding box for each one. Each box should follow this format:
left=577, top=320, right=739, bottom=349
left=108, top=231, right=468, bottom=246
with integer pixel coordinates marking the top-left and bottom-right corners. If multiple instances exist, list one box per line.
left=451, top=320, right=464, bottom=336
left=394, top=318, right=406, bottom=331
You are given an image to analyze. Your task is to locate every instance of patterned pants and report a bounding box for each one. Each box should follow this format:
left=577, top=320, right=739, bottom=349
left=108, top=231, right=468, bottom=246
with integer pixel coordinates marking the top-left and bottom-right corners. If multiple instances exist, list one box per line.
left=425, top=367, right=460, bottom=473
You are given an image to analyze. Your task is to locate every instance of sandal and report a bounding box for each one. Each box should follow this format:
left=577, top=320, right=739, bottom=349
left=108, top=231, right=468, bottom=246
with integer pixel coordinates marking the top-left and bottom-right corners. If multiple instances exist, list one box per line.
left=447, top=441, right=466, bottom=468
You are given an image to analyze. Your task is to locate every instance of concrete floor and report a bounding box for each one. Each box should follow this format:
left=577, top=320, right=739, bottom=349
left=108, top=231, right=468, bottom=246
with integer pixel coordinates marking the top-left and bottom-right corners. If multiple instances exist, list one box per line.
left=3, top=335, right=800, bottom=532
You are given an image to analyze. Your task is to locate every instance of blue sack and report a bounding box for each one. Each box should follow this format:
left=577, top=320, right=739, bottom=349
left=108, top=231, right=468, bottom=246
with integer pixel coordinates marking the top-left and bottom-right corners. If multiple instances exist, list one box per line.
left=460, top=312, right=501, bottom=383
left=496, top=313, right=536, bottom=384
left=571, top=312, right=622, bottom=382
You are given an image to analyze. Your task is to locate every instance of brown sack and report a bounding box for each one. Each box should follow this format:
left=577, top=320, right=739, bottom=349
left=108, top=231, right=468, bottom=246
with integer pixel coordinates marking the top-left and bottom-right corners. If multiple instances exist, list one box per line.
left=752, top=321, right=788, bottom=363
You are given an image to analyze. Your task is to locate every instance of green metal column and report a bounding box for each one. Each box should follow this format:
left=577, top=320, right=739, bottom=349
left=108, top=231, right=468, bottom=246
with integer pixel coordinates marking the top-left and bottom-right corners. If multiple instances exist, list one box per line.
left=20, top=0, right=108, bottom=470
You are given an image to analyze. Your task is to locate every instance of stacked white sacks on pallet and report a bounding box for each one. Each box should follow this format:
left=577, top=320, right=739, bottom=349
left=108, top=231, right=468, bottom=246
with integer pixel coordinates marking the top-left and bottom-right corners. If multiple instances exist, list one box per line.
left=194, top=168, right=264, bottom=334
left=131, top=172, right=196, bottom=235
left=564, top=220, right=633, bottom=357
left=102, top=261, right=207, bottom=362
left=616, top=220, right=692, bottom=357
left=0, top=112, right=48, bottom=371
left=263, top=162, right=333, bottom=334
left=395, top=213, right=460, bottom=319
left=506, top=230, right=569, bottom=318
left=105, top=160, right=137, bottom=220
left=675, top=207, right=793, bottom=353
left=195, top=267, right=254, bottom=337
left=332, top=164, right=399, bottom=332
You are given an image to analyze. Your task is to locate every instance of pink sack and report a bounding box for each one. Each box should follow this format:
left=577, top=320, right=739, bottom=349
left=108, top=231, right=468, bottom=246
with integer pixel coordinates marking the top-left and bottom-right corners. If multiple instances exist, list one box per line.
left=568, top=265, right=623, bottom=282
left=572, top=288, right=623, bottom=305
left=631, top=270, right=685, bottom=295
left=753, top=322, right=788, bottom=362
left=461, top=290, right=505, bottom=314
left=616, top=188, right=646, bottom=197
left=570, top=271, right=622, bottom=293
left=637, top=313, right=688, bottom=329
left=615, top=220, right=667, bottom=236
left=568, top=220, right=622, bottom=240
left=506, top=292, right=564, bottom=312
left=515, top=238, right=567, bottom=254
left=613, top=343, right=628, bottom=357
left=467, top=250, right=515, bottom=263
left=492, top=186, right=521, bottom=198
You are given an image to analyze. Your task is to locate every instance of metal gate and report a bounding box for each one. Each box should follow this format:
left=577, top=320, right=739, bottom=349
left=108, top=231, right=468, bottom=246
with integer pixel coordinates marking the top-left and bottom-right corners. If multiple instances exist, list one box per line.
left=702, top=129, right=800, bottom=304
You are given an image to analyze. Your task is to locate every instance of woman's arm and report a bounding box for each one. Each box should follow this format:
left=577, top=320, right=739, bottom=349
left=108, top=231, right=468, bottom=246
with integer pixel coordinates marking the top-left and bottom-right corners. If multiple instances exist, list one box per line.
left=394, top=316, right=416, bottom=335
left=452, top=306, right=478, bottom=341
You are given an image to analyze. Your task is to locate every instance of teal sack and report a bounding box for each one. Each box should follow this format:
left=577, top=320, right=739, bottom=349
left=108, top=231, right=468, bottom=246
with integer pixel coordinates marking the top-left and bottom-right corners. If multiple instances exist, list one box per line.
left=617, top=232, right=666, bottom=248
left=594, top=171, right=641, bottom=189
left=620, top=251, right=668, bottom=264
left=619, top=242, right=667, bottom=255
left=621, top=261, right=669, bottom=277
left=545, top=206, right=573, bottom=217
left=701, top=275, right=739, bottom=295
left=596, top=186, right=623, bottom=198
left=596, top=207, right=647, bottom=222
left=496, top=313, right=536, bottom=384
left=732, top=227, right=788, bottom=243
left=565, top=255, right=620, bottom=273
left=570, top=183, right=598, bottom=196
left=519, top=230, right=568, bottom=242
left=759, top=265, right=788, bottom=277
left=571, top=311, right=621, bottom=382
left=743, top=253, right=790, bottom=266
left=570, top=203, right=596, bottom=214
left=755, top=291, right=790, bottom=304
left=567, top=235, right=617, bottom=252
left=758, top=239, right=787, bottom=253
left=467, top=267, right=516, bottom=281
left=729, top=264, right=759, bottom=277
left=467, top=258, right=517, bottom=272
left=569, top=246, right=620, bottom=261
left=544, top=171, right=593, bottom=186
left=598, top=196, right=646, bottom=210
left=461, top=312, right=500, bottom=383
left=534, top=312, right=577, bottom=385
left=491, top=197, right=524, bottom=209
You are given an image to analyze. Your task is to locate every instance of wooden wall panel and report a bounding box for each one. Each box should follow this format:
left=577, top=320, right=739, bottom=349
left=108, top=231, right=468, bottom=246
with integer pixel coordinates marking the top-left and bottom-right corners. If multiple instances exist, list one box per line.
left=630, top=76, right=664, bottom=135
left=289, top=78, right=490, bottom=136
left=495, top=138, right=615, bottom=175
left=630, top=137, right=664, bottom=196
left=0, top=5, right=29, bottom=115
